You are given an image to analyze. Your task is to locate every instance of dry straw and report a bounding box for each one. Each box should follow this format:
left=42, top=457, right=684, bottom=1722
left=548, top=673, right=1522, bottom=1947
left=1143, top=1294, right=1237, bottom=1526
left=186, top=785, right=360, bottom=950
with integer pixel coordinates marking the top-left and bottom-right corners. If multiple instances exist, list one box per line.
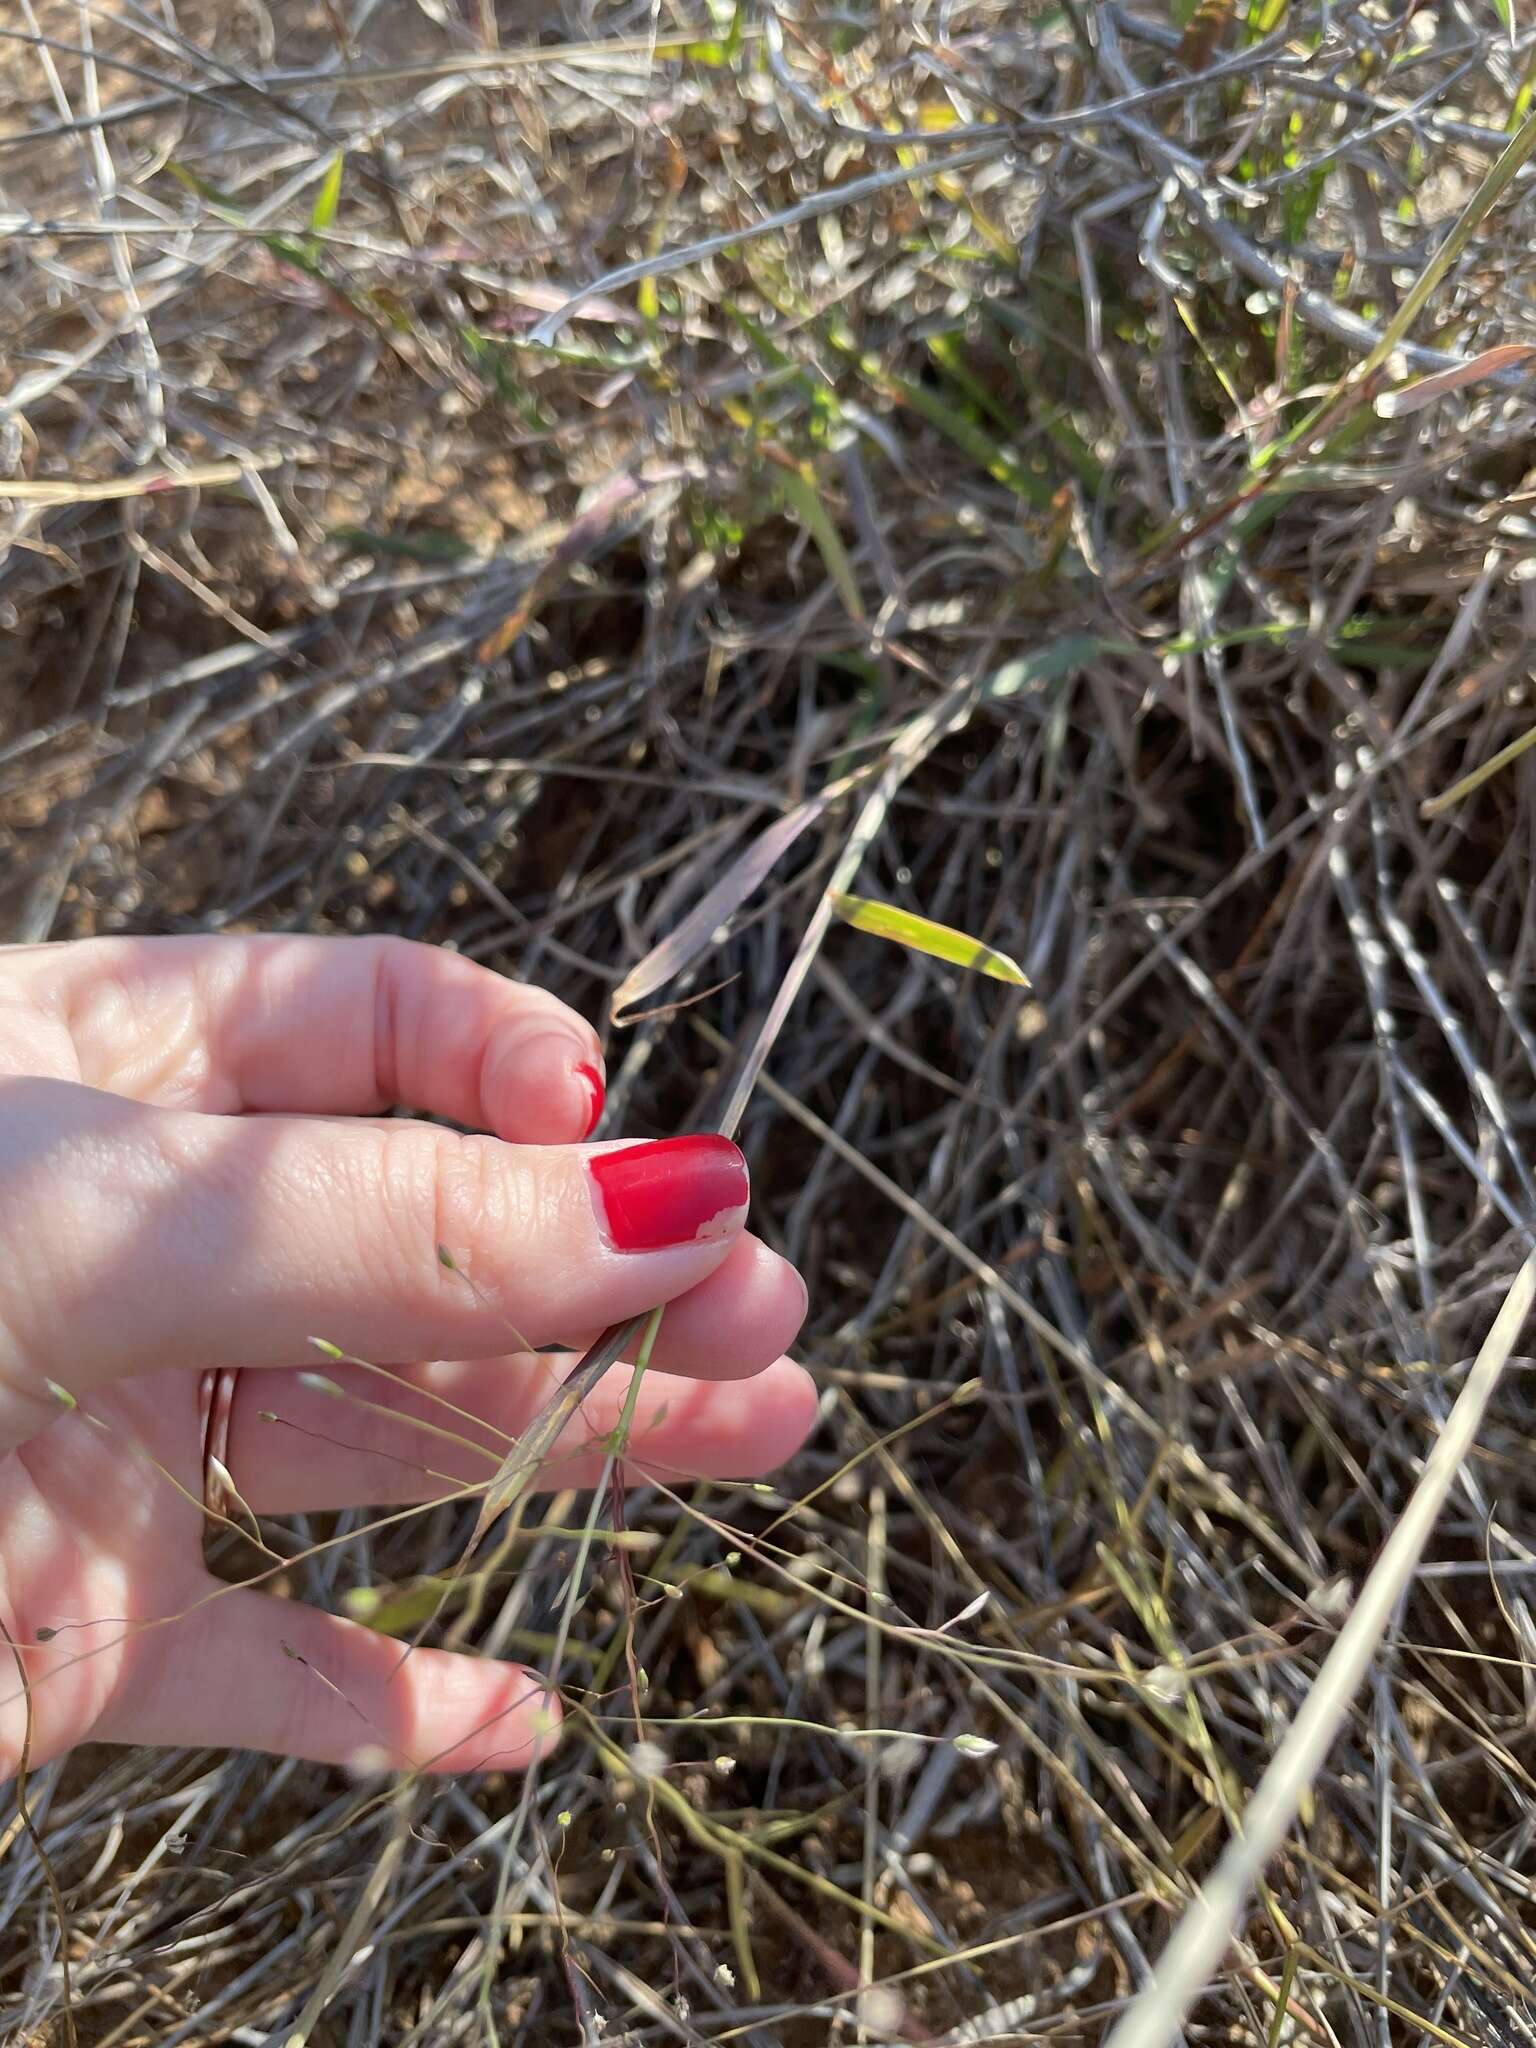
left=7, top=0, right=1536, bottom=2042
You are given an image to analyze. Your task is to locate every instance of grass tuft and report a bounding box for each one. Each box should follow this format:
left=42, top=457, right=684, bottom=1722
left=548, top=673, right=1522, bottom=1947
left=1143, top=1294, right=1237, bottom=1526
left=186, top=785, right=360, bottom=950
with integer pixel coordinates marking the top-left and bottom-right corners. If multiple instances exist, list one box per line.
left=7, top=2, right=1536, bottom=2044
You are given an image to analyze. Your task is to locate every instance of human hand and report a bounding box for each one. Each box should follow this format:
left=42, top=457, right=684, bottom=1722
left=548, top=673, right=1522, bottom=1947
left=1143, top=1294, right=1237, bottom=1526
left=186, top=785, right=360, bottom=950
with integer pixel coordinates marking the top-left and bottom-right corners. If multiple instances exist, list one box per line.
left=0, top=937, right=814, bottom=1777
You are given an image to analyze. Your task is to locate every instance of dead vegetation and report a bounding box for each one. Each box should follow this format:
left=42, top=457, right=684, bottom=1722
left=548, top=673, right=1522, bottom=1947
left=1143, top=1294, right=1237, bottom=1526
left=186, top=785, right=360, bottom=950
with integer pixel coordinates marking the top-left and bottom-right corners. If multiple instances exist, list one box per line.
left=8, top=0, right=1536, bottom=2042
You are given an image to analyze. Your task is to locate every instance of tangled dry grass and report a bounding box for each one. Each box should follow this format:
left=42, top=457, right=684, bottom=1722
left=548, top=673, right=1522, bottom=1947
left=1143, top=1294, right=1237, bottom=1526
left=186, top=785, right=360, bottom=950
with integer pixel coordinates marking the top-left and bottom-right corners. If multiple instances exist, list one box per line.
left=9, top=0, right=1536, bottom=2042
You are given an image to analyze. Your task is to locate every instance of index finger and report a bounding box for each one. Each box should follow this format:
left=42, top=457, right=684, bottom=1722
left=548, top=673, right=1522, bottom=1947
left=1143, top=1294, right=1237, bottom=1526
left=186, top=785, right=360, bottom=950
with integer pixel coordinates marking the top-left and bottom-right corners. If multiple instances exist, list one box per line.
left=4, top=934, right=605, bottom=1144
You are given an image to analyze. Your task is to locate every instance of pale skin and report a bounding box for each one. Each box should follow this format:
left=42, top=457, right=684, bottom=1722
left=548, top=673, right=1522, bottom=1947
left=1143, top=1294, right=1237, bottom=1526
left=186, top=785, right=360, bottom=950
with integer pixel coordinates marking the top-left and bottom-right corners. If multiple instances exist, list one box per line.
left=0, top=936, right=815, bottom=1777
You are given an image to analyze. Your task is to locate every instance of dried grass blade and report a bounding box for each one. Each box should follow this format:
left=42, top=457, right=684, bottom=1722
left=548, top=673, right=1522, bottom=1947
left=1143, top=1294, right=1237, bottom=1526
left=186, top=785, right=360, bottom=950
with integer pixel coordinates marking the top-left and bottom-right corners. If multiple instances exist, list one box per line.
left=609, top=795, right=831, bottom=1025
left=0, top=454, right=283, bottom=504
left=528, top=139, right=1005, bottom=343
left=1375, top=344, right=1536, bottom=417
left=465, top=1314, right=644, bottom=1552
left=1336, top=100, right=1536, bottom=397
left=476, top=468, right=674, bottom=662
left=1177, top=0, right=1236, bottom=71
left=493, top=683, right=984, bottom=1581
left=1103, top=1247, right=1536, bottom=2048
left=713, top=679, right=983, bottom=1136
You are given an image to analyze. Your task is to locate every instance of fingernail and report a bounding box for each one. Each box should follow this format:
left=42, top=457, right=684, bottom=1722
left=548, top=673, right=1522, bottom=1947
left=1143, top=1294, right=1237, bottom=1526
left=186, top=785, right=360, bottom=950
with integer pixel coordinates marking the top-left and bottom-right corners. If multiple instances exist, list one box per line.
left=588, top=1136, right=748, bottom=1253
left=576, top=1061, right=606, bottom=1139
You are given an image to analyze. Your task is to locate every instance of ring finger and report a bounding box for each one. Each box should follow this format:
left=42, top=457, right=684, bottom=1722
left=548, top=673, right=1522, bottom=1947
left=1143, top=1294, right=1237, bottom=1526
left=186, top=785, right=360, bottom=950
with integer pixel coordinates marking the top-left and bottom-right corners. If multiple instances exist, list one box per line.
left=225, top=1351, right=821, bottom=1512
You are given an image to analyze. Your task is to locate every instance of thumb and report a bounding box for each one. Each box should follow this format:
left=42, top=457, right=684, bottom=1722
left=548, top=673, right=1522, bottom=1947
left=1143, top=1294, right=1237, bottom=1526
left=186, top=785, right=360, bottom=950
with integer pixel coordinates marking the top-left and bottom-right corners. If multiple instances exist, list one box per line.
left=0, top=1078, right=750, bottom=1450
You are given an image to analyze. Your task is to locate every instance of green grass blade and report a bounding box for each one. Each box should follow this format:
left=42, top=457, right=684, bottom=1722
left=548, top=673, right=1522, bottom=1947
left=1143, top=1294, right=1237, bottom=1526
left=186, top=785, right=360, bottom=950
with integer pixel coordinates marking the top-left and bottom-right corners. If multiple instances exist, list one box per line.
left=777, top=468, right=865, bottom=624
left=1257, top=93, right=1536, bottom=471
left=1420, top=720, right=1536, bottom=817
left=165, top=160, right=245, bottom=221
left=891, top=373, right=1056, bottom=509
left=830, top=893, right=1029, bottom=985
left=1266, top=1949, right=1302, bottom=2048
left=309, top=152, right=344, bottom=235
left=983, top=633, right=1104, bottom=699
left=344, top=1577, right=465, bottom=1635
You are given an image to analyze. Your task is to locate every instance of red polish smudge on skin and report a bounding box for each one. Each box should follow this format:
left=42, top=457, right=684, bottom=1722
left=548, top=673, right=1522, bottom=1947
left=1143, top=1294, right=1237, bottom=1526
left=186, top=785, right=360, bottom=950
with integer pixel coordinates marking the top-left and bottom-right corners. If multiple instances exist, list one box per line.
left=588, top=1136, right=748, bottom=1252
left=576, top=1062, right=606, bottom=1139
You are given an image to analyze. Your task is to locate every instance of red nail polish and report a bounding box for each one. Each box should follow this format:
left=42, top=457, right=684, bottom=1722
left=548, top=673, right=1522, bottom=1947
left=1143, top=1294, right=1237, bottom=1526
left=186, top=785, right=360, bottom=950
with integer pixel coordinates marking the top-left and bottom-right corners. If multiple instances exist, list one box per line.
left=588, top=1136, right=748, bottom=1253
left=576, top=1061, right=606, bottom=1139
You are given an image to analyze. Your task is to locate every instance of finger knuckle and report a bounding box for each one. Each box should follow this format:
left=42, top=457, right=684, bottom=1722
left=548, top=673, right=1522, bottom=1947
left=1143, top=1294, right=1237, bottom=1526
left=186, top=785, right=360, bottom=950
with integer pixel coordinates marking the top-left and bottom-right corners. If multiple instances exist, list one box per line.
left=376, top=1125, right=532, bottom=1296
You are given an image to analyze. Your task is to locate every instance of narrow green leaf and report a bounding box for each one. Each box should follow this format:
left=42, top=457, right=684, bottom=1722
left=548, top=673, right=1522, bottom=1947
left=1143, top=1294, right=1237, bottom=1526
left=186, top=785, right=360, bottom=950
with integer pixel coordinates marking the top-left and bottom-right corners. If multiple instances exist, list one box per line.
left=166, top=161, right=225, bottom=205
left=983, top=633, right=1103, bottom=699
left=344, top=1577, right=464, bottom=1635
left=1266, top=1949, right=1302, bottom=2048
left=329, top=525, right=473, bottom=563
left=1510, top=42, right=1536, bottom=127
left=261, top=232, right=327, bottom=282
left=309, top=152, right=344, bottom=235
left=1004, top=358, right=1105, bottom=493
left=830, top=893, right=1029, bottom=985
left=891, top=372, right=1056, bottom=508
left=1421, top=720, right=1536, bottom=817
left=926, top=332, right=1022, bottom=439
left=777, top=468, right=865, bottom=624
left=1313, top=98, right=1536, bottom=430
left=1282, top=165, right=1328, bottom=247
left=166, top=160, right=245, bottom=220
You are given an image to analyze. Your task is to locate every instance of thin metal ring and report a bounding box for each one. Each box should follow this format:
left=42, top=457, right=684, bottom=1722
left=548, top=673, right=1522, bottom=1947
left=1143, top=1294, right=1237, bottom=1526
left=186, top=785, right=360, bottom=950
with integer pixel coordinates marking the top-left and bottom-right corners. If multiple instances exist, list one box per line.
left=197, top=1367, right=240, bottom=1523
